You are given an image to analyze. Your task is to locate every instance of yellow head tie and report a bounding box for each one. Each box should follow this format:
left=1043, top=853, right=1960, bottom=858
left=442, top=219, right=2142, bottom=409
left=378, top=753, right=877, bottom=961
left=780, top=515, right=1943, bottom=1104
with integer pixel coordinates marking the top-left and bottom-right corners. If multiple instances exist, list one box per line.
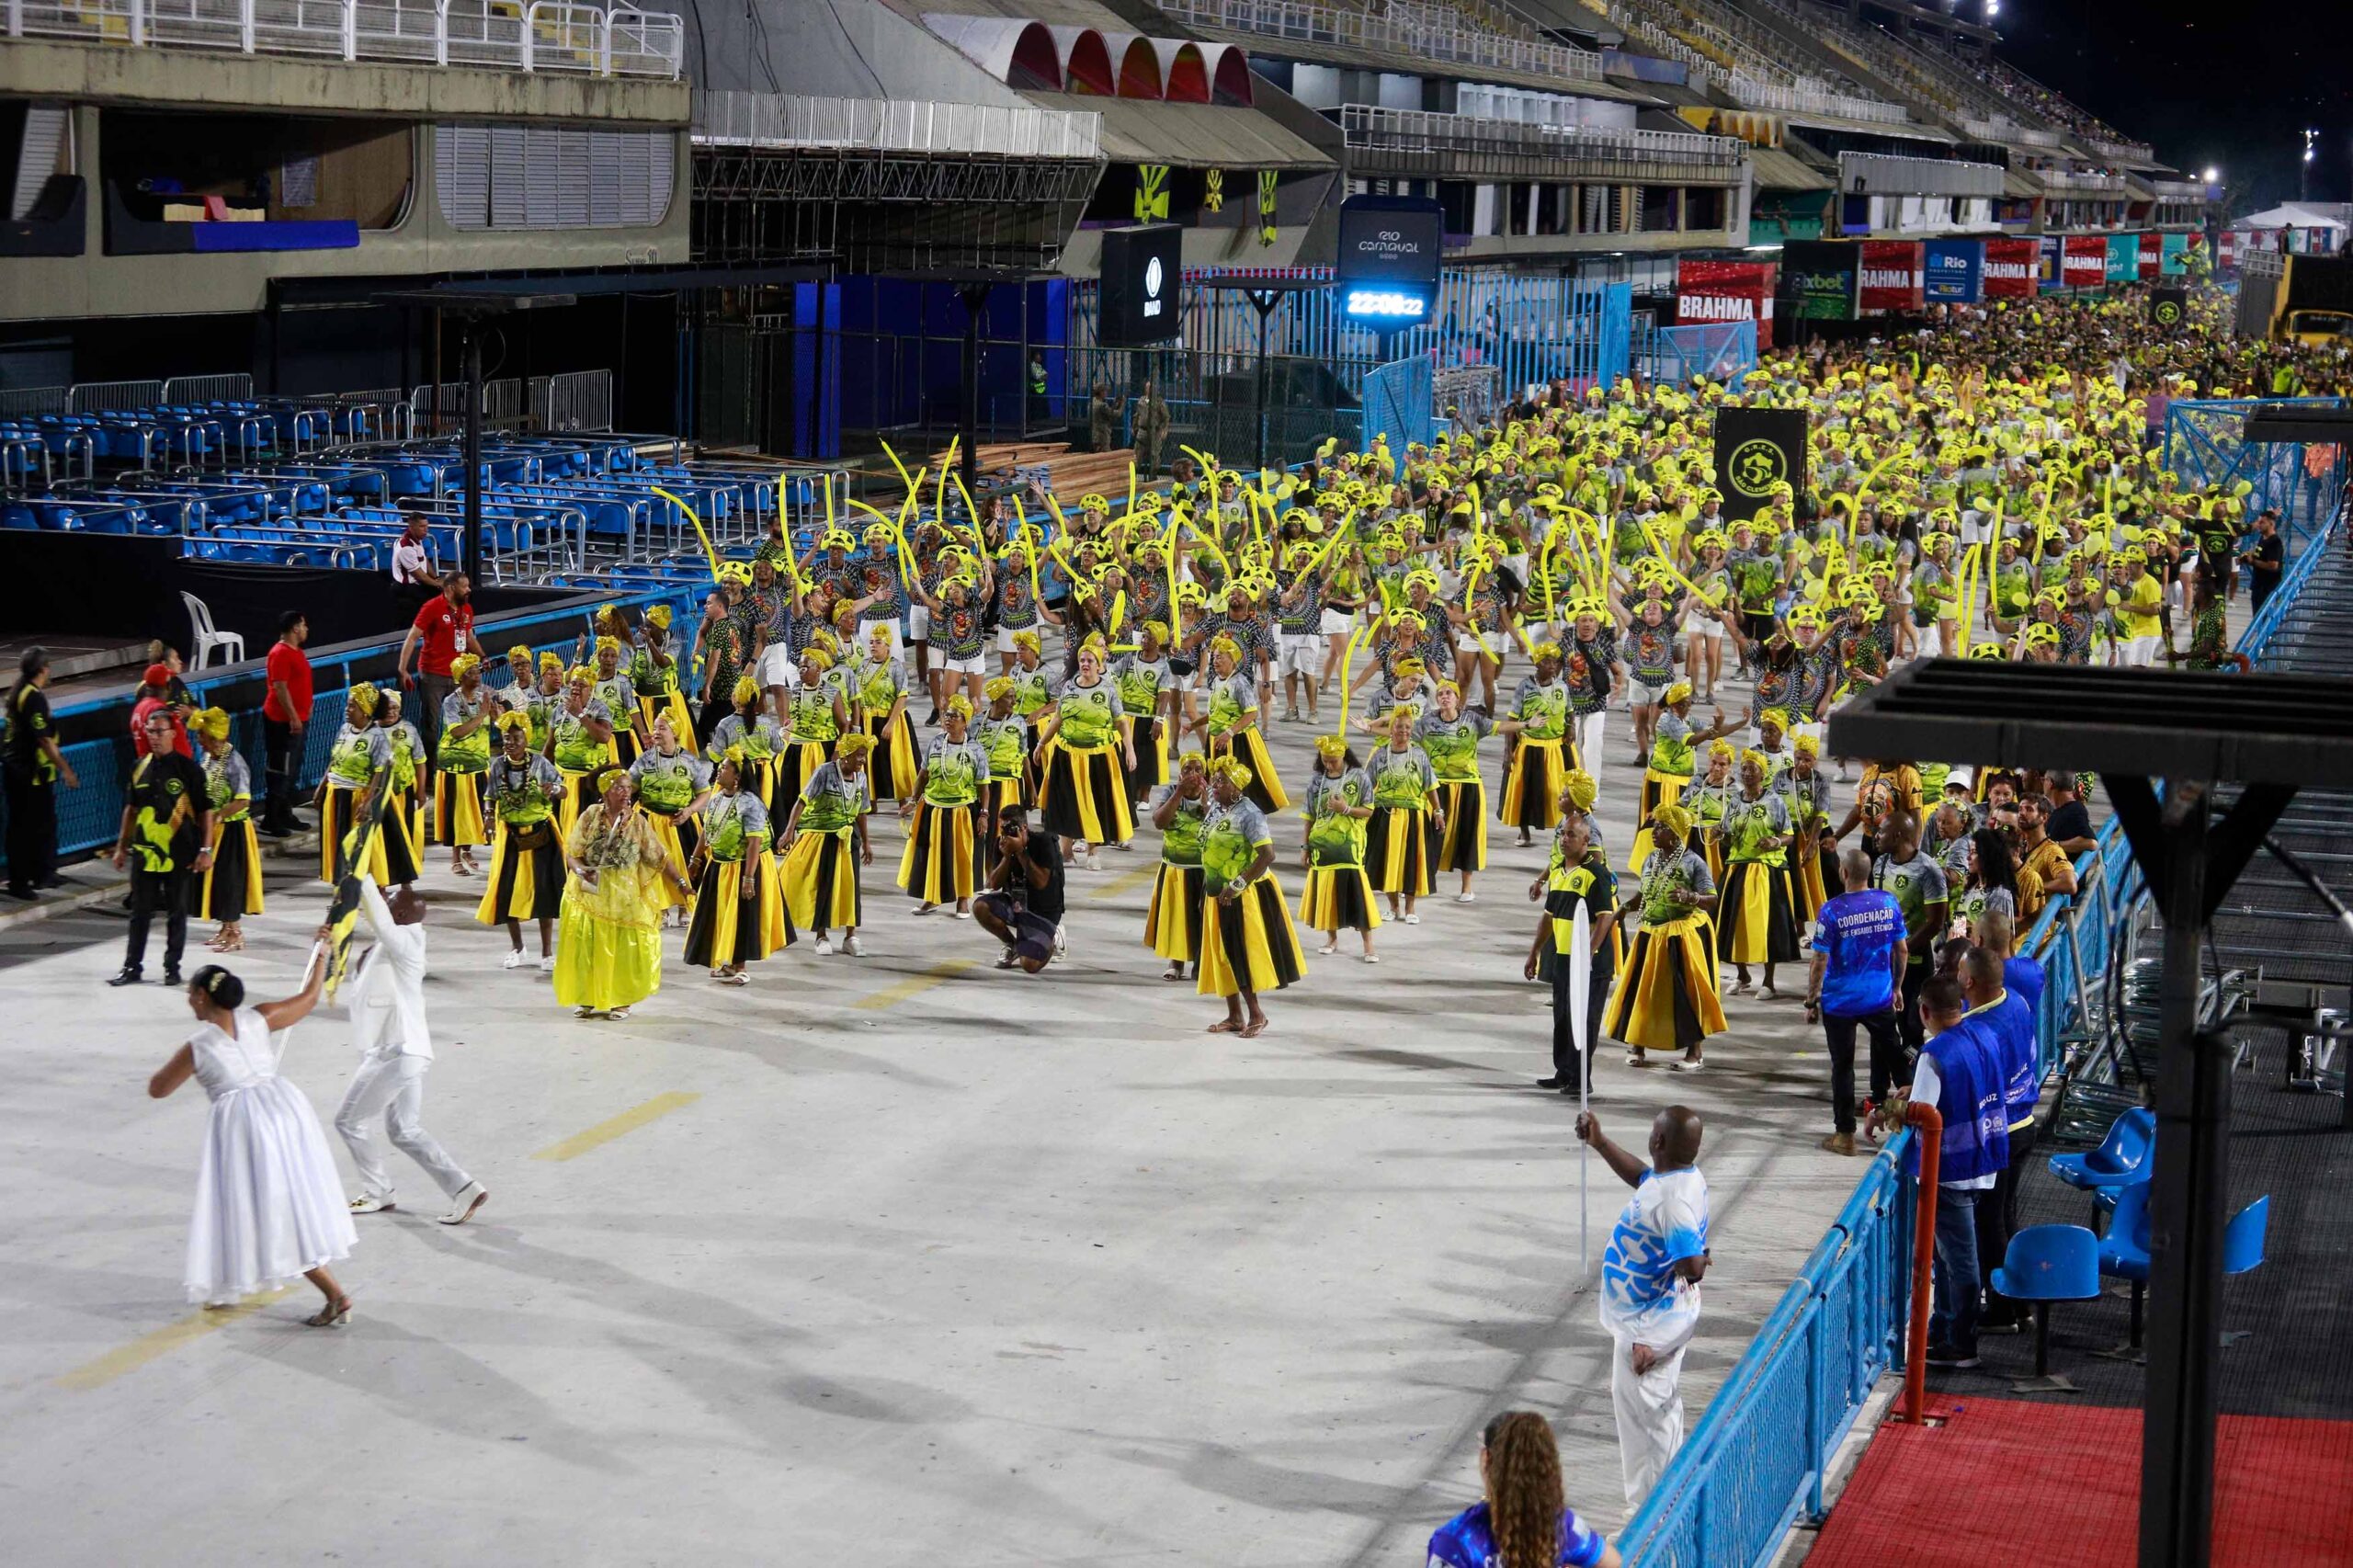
left=720, top=744, right=752, bottom=772
left=566, top=665, right=595, bottom=686
left=1662, top=680, right=1694, bottom=707
left=1794, top=733, right=1821, bottom=758
left=1142, top=620, right=1170, bottom=646
left=983, top=676, right=1016, bottom=702
left=347, top=682, right=380, bottom=715
left=1314, top=733, right=1349, bottom=760
left=646, top=604, right=672, bottom=630
left=1563, top=769, right=1599, bottom=813
left=1013, top=630, right=1041, bottom=654
left=495, top=710, right=531, bottom=734
left=194, top=706, right=232, bottom=742
left=1209, top=634, right=1243, bottom=666
left=1532, top=641, right=1563, bottom=663
left=944, top=694, right=974, bottom=721
left=1434, top=679, right=1462, bottom=698
left=596, top=767, right=632, bottom=796
left=1759, top=708, right=1790, bottom=733
left=1709, top=737, right=1736, bottom=759
left=834, top=733, right=876, bottom=761
left=508, top=644, right=534, bottom=668
left=800, top=643, right=835, bottom=673
left=1651, top=802, right=1694, bottom=840
left=1738, top=748, right=1768, bottom=773
left=1211, top=756, right=1253, bottom=790
left=450, top=653, right=482, bottom=681
left=733, top=675, right=762, bottom=705
left=539, top=651, right=565, bottom=672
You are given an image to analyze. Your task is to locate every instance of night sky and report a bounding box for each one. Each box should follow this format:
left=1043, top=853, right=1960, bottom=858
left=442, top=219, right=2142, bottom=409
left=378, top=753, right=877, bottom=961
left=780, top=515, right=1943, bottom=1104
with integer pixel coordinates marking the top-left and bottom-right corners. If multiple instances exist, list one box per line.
left=1991, top=0, right=2353, bottom=213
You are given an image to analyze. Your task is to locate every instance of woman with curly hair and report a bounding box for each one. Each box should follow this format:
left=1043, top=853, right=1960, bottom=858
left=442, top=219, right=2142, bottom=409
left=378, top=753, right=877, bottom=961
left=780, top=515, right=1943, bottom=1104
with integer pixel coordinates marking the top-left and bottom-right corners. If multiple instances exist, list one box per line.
left=1425, top=1410, right=1620, bottom=1568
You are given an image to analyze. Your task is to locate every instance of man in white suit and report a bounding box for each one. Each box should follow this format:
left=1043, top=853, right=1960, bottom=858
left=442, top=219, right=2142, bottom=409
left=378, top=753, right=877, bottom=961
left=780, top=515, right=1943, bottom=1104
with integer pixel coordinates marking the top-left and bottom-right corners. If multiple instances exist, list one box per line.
left=334, top=880, right=488, bottom=1225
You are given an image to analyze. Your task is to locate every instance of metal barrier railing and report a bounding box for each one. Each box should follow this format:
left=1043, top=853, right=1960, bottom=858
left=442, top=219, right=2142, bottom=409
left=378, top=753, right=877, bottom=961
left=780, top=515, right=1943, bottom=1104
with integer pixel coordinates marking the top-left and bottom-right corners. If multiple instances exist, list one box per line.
left=691, top=90, right=1104, bottom=160
left=1155, top=0, right=1602, bottom=81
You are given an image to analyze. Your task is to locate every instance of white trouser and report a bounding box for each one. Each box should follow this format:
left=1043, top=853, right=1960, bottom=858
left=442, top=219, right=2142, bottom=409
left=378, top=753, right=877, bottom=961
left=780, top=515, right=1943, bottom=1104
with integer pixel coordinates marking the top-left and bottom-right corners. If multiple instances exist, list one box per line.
left=1577, top=710, right=1607, bottom=770
left=335, top=1051, right=471, bottom=1201
left=2118, top=634, right=2161, bottom=667
left=1610, top=1330, right=1691, bottom=1507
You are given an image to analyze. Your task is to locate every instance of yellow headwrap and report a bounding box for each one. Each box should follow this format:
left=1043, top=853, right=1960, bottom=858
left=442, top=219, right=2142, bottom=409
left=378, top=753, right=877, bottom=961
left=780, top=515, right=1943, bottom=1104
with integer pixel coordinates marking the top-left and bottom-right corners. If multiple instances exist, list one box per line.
left=596, top=634, right=621, bottom=655
left=733, top=676, right=763, bottom=705
left=1209, top=634, right=1243, bottom=667
left=565, top=665, right=595, bottom=686
left=347, top=683, right=380, bottom=716
left=1709, top=737, right=1736, bottom=760
left=508, top=644, right=534, bottom=669
left=450, top=653, right=482, bottom=681
left=801, top=643, right=835, bottom=673
left=1532, top=641, right=1563, bottom=663
left=193, top=706, right=232, bottom=742
left=596, top=767, right=632, bottom=795
left=1793, top=733, right=1821, bottom=758
left=1563, top=769, right=1598, bottom=813
left=1651, top=801, right=1694, bottom=840
left=1013, top=630, right=1041, bottom=655
left=646, top=604, right=672, bottom=630
left=834, top=733, right=876, bottom=761
left=1758, top=708, right=1790, bottom=733
left=944, top=694, right=974, bottom=720
left=983, top=676, right=1015, bottom=701
left=1210, top=756, right=1253, bottom=790
left=719, top=744, right=752, bottom=773
left=538, top=652, right=565, bottom=672
left=495, top=710, right=531, bottom=734
left=1662, top=680, right=1694, bottom=707
left=1314, top=734, right=1349, bottom=760
left=1738, top=748, right=1768, bottom=774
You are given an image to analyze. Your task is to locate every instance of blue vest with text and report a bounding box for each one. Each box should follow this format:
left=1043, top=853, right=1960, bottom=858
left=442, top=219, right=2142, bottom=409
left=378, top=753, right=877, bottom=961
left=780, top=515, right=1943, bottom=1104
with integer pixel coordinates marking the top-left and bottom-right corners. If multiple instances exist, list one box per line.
left=1924, top=1018, right=2010, bottom=1185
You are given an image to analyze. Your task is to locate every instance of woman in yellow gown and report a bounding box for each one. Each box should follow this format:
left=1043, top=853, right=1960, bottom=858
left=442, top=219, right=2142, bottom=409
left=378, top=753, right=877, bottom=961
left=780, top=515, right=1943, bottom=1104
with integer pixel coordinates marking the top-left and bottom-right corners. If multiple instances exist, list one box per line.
left=554, top=769, right=693, bottom=1020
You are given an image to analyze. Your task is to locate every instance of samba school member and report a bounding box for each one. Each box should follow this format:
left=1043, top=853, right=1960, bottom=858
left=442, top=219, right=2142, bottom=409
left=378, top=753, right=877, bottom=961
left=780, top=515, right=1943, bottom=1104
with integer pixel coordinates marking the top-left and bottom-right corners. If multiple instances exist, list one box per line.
left=779, top=731, right=873, bottom=957
left=192, top=708, right=261, bottom=954
left=1417, top=679, right=1493, bottom=903
left=524, top=650, right=566, bottom=752
left=1299, top=734, right=1380, bottom=961
left=1626, top=683, right=1745, bottom=873
left=1772, top=733, right=1836, bottom=918
left=1604, top=802, right=1726, bottom=1072
left=1688, top=739, right=1737, bottom=888
left=775, top=641, right=847, bottom=821
left=1563, top=599, right=1617, bottom=772
left=683, top=748, right=791, bottom=983
left=1147, top=753, right=1212, bottom=983
left=548, top=665, right=618, bottom=843
left=315, top=685, right=392, bottom=886
left=372, top=689, right=427, bottom=892
left=628, top=715, right=712, bottom=928
left=628, top=604, right=696, bottom=756
left=477, top=712, right=564, bottom=971
left=1108, top=620, right=1176, bottom=806
left=1713, top=749, right=1802, bottom=999
left=1196, top=634, right=1289, bottom=813
left=434, top=653, right=495, bottom=877
left=1497, top=641, right=1572, bottom=847
left=899, top=695, right=991, bottom=917
left=1034, top=634, right=1135, bottom=867
left=708, top=676, right=783, bottom=812
left=1364, top=705, right=1441, bottom=926
left=849, top=623, right=919, bottom=806
left=588, top=631, right=649, bottom=768
left=976, top=677, right=1032, bottom=823
left=554, top=769, right=693, bottom=1021
left=1197, top=756, right=1303, bottom=1039
left=1006, top=631, right=1059, bottom=756
left=1524, top=811, right=1619, bottom=1099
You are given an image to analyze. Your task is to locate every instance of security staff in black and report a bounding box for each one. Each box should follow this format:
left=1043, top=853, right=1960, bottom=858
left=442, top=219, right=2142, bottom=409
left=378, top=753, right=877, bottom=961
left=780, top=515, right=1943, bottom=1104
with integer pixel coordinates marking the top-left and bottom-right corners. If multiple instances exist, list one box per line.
left=108, top=709, right=213, bottom=987
left=1525, top=812, right=1618, bottom=1096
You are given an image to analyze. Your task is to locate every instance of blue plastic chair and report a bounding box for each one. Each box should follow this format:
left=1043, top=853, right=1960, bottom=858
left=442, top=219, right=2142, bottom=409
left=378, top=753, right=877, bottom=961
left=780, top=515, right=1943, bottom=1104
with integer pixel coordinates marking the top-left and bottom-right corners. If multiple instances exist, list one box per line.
left=1991, top=1223, right=2103, bottom=1390
left=2097, top=1190, right=2266, bottom=1352
left=2048, top=1107, right=2155, bottom=1229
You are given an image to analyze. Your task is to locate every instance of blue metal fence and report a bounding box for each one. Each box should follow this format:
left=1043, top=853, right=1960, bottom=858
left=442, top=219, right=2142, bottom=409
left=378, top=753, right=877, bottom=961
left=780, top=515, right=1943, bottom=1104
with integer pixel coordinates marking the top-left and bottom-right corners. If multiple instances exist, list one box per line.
left=2162, top=396, right=2350, bottom=549
left=1650, top=322, right=1758, bottom=387
left=1360, top=356, right=1435, bottom=455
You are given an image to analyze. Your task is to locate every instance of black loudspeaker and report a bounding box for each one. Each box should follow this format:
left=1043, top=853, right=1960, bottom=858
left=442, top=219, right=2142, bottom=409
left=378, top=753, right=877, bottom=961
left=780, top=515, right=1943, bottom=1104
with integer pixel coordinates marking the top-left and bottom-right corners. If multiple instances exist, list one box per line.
left=1099, top=224, right=1183, bottom=348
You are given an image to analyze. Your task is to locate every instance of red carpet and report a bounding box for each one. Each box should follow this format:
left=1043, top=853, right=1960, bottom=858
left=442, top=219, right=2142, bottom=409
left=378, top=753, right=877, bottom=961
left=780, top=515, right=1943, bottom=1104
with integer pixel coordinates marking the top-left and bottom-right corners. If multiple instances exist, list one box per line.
left=1806, top=1397, right=2353, bottom=1567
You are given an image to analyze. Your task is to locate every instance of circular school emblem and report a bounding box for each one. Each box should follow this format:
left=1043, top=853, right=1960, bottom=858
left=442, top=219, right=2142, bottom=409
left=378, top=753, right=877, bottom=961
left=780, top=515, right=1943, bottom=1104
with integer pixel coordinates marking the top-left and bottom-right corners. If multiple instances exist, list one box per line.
left=2153, top=298, right=2183, bottom=327
left=1728, top=438, right=1787, bottom=499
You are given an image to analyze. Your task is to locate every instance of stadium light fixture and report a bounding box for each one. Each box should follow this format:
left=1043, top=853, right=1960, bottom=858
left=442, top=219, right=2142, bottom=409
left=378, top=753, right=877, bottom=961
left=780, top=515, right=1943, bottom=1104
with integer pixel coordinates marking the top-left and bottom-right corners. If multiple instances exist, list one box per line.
left=2203, top=166, right=2220, bottom=184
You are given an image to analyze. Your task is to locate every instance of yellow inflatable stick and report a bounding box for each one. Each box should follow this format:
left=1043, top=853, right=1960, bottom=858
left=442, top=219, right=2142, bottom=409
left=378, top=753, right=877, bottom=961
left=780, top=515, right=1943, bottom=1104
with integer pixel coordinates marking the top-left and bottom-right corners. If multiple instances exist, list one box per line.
left=653, top=486, right=723, bottom=584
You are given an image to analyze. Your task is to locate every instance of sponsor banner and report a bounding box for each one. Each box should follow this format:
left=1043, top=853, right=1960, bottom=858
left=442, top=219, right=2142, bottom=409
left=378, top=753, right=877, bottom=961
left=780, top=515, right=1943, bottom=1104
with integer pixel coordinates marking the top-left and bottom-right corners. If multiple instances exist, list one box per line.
left=2161, top=232, right=2193, bottom=275
left=2106, top=231, right=2141, bottom=283
left=1780, top=240, right=1858, bottom=321
left=1712, top=407, right=1809, bottom=523
left=1983, top=236, right=2039, bottom=298
left=1857, top=239, right=1924, bottom=312
left=2149, top=288, right=2188, bottom=328
left=2138, top=231, right=2162, bottom=280
left=2039, top=233, right=2063, bottom=292
left=2063, top=233, right=2109, bottom=289
left=1677, top=259, right=1778, bottom=347
left=2220, top=230, right=2236, bottom=267
left=1923, top=239, right=1983, bottom=304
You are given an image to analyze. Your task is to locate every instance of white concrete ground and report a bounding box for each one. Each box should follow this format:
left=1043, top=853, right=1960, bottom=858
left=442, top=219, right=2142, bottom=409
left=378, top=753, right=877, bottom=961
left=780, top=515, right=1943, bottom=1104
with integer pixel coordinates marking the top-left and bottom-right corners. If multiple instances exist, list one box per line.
left=0, top=664, right=1876, bottom=1566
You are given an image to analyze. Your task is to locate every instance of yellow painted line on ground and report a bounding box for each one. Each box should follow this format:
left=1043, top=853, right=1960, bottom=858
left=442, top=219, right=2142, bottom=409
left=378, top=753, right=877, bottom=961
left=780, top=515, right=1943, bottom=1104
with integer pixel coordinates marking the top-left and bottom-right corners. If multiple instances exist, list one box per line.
left=1090, top=863, right=1163, bottom=901
left=56, top=1287, right=293, bottom=1391
left=530, top=1091, right=701, bottom=1162
left=852, top=958, right=977, bottom=1010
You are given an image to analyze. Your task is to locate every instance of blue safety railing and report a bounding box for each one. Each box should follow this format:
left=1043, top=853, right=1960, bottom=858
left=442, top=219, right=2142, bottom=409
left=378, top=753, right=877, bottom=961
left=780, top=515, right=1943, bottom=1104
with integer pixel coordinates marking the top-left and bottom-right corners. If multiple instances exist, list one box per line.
left=2161, top=397, right=2350, bottom=550
left=1649, top=322, right=1757, bottom=387
left=1361, top=356, right=1435, bottom=455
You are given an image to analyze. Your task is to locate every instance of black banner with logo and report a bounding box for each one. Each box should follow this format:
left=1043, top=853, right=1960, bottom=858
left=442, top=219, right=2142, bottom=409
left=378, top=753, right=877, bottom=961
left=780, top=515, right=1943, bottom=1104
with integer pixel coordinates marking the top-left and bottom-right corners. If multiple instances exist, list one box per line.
left=1779, top=240, right=1859, bottom=322
left=1713, top=407, right=1809, bottom=521
left=1098, top=222, right=1182, bottom=347
left=2149, top=287, right=2188, bottom=328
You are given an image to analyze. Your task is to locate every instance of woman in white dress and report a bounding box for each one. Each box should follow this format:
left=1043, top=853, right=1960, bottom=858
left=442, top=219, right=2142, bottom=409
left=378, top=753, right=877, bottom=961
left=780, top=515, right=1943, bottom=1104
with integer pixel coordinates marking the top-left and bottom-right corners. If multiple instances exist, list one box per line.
left=147, top=951, right=358, bottom=1325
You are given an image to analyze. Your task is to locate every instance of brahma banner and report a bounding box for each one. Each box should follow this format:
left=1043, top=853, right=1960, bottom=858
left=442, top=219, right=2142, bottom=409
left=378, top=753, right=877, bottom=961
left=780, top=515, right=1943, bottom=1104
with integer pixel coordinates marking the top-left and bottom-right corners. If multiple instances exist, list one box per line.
left=2063, top=234, right=2109, bottom=289
left=1923, top=239, right=1983, bottom=304
left=1677, top=259, right=1777, bottom=347
left=1983, top=237, right=2038, bottom=298
left=1858, top=240, right=1925, bottom=312
left=2138, top=232, right=2161, bottom=280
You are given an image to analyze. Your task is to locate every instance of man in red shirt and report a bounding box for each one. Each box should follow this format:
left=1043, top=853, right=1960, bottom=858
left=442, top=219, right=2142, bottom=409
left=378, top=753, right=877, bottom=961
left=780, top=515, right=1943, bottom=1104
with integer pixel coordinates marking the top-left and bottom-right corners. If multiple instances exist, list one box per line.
left=398, top=572, right=473, bottom=768
left=129, top=664, right=191, bottom=760
left=261, top=610, right=313, bottom=835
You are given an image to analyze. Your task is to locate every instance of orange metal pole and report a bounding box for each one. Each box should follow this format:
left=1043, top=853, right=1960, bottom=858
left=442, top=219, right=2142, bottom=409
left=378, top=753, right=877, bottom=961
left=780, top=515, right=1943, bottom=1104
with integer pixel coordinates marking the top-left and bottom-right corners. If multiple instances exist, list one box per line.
left=1901, top=1102, right=1943, bottom=1426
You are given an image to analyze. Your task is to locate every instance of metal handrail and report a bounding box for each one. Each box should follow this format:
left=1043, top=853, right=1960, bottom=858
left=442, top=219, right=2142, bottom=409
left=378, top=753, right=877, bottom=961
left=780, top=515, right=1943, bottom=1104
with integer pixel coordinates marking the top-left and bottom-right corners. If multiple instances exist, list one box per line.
left=691, top=91, right=1103, bottom=160
left=1723, top=71, right=1909, bottom=124
left=1338, top=104, right=1746, bottom=168
left=1157, top=0, right=1603, bottom=81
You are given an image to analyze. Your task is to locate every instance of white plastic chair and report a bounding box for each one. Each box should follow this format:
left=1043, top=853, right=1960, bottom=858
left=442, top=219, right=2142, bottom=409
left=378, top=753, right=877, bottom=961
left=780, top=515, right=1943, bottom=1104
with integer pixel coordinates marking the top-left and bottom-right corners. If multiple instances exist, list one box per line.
left=181, top=591, right=245, bottom=669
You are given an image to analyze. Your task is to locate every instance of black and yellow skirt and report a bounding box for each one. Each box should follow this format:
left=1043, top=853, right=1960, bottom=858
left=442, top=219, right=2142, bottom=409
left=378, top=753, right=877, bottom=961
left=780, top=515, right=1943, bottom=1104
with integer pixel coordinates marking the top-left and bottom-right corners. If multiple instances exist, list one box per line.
left=555, top=767, right=605, bottom=844
left=1498, top=734, right=1568, bottom=830
left=378, top=785, right=426, bottom=884
left=1714, top=858, right=1803, bottom=965
left=1122, top=712, right=1168, bottom=799
left=475, top=818, right=563, bottom=923
left=899, top=798, right=983, bottom=903
left=682, top=853, right=792, bottom=966
left=981, top=778, right=1026, bottom=871
left=1208, top=725, right=1290, bottom=813
left=1697, top=821, right=1727, bottom=888
left=318, top=781, right=389, bottom=886
left=1299, top=861, right=1382, bottom=933
left=638, top=689, right=697, bottom=754
left=1625, top=767, right=1693, bottom=872
left=200, top=818, right=264, bottom=921
left=782, top=827, right=862, bottom=931
left=1365, top=804, right=1438, bottom=896
left=638, top=807, right=700, bottom=910
left=1145, top=861, right=1207, bottom=961
left=772, top=738, right=833, bottom=823
left=864, top=710, right=922, bottom=802
left=1604, top=912, right=1727, bottom=1054
left=434, top=768, right=489, bottom=847
left=1796, top=839, right=1838, bottom=920
left=1039, top=737, right=1135, bottom=846
left=1433, top=778, right=1487, bottom=872
left=1197, top=874, right=1305, bottom=999
left=608, top=724, right=642, bottom=769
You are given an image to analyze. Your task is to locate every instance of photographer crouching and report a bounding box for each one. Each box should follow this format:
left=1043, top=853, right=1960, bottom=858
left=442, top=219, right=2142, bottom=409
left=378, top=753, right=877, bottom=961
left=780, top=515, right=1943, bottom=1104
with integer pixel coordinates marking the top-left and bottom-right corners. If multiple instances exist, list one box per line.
left=973, top=805, right=1066, bottom=974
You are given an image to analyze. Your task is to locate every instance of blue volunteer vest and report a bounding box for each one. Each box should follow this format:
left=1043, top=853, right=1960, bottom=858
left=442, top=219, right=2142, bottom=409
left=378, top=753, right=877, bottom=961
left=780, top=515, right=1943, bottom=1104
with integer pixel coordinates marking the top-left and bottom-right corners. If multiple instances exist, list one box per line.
left=1923, top=1019, right=2010, bottom=1185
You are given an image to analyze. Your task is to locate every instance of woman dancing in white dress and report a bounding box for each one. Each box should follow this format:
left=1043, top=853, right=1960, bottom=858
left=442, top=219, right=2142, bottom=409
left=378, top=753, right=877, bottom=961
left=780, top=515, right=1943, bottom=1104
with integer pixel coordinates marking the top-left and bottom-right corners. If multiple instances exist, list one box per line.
left=147, top=944, right=358, bottom=1325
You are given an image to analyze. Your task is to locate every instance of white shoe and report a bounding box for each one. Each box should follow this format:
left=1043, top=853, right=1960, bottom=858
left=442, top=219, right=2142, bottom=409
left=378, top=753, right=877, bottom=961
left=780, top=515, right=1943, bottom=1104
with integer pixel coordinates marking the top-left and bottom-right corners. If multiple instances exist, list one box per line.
left=1317, top=940, right=1339, bottom=955
left=608, top=1006, right=632, bottom=1020
left=503, top=949, right=527, bottom=970
left=1053, top=924, right=1068, bottom=955
left=438, top=1182, right=488, bottom=1226
left=1363, top=952, right=1381, bottom=964
left=573, top=1005, right=597, bottom=1018
left=1086, top=851, right=1101, bottom=870
left=1455, top=892, right=1476, bottom=903
left=843, top=935, right=865, bottom=957
left=814, top=936, right=835, bottom=956
left=953, top=909, right=971, bottom=919
left=347, top=1194, right=393, bottom=1214
left=1404, top=912, right=1421, bottom=925
left=912, top=903, right=936, bottom=916
left=538, top=955, right=555, bottom=973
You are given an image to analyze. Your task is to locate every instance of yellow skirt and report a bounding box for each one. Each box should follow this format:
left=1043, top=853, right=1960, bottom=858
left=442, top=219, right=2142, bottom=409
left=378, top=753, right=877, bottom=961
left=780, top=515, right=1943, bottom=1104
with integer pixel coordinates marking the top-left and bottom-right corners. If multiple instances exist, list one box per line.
left=639, top=807, right=699, bottom=910
left=433, top=769, right=489, bottom=847
left=1299, top=862, right=1382, bottom=933
left=782, top=828, right=862, bottom=930
left=1365, top=804, right=1436, bottom=896
left=318, top=782, right=390, bottom=887
left=1209, top=725, right=1290, bottom=813
left=1038, top=737, right=1134, bottom=846
left=1433, top=778, right=1487, bottom=872
left=865, top=710, right=922, bottom=802
left=1145, top=861, right=1206, bottom=961
left=683, top=854, right=791, bottom=966
left=1498, top=734, right=1567, bottom=830
left=1625, top=767, right=1692, bottom=872
left=1197, top=875, right=1305, bottom=998
left=638, top=690, right=697, bottom=755
left=899, top=798, right=983, bottom=903
left=1714, top=858, right=1802, bottom=965
left=773, top=738, right=833, bottom=821
left=553, top=901, right=663, bottom=1011
left=555, top=769, right=600, bottom=844
left=1796, top=841, right=1836, bottom=921
left=475, top=819, right=564, bottom=923
left=199, top=819, right=264, bottom=921
left=1604, top=912, right=1726, bottom=1054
